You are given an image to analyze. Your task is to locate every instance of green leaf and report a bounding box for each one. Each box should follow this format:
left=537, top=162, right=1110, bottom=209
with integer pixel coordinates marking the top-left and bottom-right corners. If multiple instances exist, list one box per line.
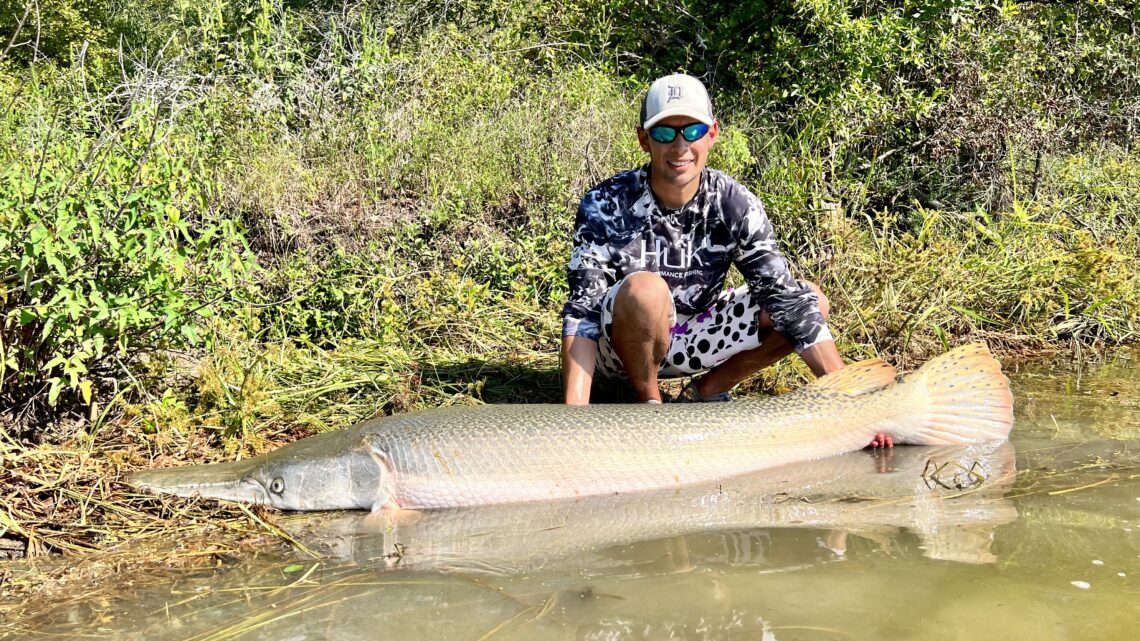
left=1083, top=294, right=1118, bottom=315
left=28, top=224, right=48, bottom=245
left=181, top=323, right=200, bottom=344
left=68, top=292, right=85, bottom=321
left=87, top=207, right=102, bottom=239
left=104, top=229, right=121, bottom=251
left=950, top=305, right=1006, bottom=327
left=47, top=377, right=62, bottom=406
left=46, top=253, right=68, bottom=277
left=89, top=289, right=108, bottom=311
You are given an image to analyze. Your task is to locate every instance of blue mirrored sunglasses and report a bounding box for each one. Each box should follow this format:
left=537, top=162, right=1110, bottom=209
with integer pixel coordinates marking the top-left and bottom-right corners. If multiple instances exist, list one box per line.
left=647, top=122, right=710, bottom=144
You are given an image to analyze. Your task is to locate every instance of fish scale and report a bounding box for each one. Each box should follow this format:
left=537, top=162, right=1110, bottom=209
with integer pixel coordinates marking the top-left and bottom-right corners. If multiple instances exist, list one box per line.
left=370, top=393, right=868, bottom=508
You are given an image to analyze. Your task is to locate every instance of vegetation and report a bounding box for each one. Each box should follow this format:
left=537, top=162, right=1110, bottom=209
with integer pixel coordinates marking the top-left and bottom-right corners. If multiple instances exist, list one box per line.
left=0, top=0, right=1137, bottom=570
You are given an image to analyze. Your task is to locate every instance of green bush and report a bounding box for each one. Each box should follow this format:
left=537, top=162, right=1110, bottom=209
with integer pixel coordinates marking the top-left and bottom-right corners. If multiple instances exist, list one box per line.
left=1, top=0, right=1137, bottom=423
left=0, top=74, right=252, bottom=412
left=554, top=0, right=1139, bottom=212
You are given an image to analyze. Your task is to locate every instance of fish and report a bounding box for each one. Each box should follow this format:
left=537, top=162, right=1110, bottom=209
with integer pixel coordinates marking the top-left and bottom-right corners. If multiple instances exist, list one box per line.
left=130, top=342, right=1013, bottom=511
left=283, top=441, right=1019, bottom=568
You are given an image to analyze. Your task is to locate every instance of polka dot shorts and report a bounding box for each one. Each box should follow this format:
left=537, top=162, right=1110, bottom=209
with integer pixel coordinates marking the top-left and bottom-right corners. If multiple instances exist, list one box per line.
left=594, top=275, right=765, bottom=379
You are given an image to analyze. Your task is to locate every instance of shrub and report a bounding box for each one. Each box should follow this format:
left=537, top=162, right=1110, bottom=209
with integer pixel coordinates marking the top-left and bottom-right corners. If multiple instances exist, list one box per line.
left=0, top=72, right=252, bottom=416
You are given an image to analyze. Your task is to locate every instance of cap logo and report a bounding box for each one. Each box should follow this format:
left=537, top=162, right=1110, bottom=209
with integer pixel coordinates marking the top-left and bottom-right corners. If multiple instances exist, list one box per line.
left=666, top=85, right=683, bottom=102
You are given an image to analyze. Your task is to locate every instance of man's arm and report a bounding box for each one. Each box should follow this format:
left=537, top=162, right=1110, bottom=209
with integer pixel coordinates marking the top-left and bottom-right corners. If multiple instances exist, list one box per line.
left=729, top=186, right=835, bottom=362
left=800, top=339, right=844, bottom=377
left=561, top=335, right=598, bottom=405
left=560, top=186, right=620, bottom=404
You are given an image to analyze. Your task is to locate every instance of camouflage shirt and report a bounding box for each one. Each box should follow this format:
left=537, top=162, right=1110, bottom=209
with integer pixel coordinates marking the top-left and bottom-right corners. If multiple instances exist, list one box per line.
left=561, top=165, right=833, bottom=354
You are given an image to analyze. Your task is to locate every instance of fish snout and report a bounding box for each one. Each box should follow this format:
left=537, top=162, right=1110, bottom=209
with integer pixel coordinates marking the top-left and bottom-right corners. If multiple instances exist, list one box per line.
left=130, top=464, right=271, bottom=505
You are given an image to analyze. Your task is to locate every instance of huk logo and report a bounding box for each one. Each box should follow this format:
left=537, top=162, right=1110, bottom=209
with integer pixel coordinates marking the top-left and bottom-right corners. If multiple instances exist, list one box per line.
left=629, top=237, right=693, bottom=270
left=666, top=84, right=683, bottom=102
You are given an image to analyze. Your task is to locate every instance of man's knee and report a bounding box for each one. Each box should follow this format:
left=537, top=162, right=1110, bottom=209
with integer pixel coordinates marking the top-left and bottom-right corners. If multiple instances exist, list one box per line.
left=614, top=272, right=671, bottom=316
left=804, top=281, right=830, bottom=319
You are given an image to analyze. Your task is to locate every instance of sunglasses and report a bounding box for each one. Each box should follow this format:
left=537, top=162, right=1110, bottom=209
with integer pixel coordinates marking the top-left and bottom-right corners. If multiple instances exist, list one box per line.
left=647, top=122, right=710, bottom=144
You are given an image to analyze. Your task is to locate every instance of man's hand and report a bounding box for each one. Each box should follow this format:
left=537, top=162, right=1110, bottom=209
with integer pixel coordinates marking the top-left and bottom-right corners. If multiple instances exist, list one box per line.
left=868, top=433, right=894, bottom=449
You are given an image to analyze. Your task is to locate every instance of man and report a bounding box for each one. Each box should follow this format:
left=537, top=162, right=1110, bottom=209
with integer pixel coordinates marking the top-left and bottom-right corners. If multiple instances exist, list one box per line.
left=560, top=74, right=892, bottom=448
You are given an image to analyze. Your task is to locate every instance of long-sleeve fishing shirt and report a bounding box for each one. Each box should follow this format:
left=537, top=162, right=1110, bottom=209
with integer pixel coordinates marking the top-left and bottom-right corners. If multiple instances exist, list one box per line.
left=561, top=164, right=833, bottom=354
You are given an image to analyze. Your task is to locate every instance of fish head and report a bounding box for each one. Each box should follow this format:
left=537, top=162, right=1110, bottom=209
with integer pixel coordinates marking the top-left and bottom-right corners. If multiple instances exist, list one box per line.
left=132, top=433, right=389, bottom=511
left=246, top=445, right=388, bottom=511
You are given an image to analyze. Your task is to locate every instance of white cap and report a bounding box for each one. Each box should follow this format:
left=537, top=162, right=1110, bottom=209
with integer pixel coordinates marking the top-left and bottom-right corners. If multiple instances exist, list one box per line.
left=640, top=74, right=714, bottom=129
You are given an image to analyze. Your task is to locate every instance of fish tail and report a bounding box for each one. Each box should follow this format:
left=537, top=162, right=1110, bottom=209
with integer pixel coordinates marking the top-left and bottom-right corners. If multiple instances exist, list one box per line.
left=890, top=343, right=1014, bottom=444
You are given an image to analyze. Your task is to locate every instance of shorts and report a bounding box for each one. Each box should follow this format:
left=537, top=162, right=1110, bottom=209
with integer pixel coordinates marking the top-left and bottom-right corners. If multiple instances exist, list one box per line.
left=594, top=275, right=765, bottom=379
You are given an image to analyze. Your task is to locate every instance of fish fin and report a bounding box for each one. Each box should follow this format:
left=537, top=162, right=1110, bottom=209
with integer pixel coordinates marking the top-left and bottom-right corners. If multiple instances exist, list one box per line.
left=806, top=358, right=896, bottom=395
left=361, top=434, right=400, bottom=509
left=895, top=343, right=1013, bottom=444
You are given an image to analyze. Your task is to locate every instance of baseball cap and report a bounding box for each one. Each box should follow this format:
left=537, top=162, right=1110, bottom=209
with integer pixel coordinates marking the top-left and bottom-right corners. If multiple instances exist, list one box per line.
left=640, top=74, right=714, bottom=130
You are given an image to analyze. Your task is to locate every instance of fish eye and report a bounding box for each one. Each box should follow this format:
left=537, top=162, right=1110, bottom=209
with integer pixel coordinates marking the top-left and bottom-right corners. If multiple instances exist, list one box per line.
left=269, top=477, right=285, bottom=495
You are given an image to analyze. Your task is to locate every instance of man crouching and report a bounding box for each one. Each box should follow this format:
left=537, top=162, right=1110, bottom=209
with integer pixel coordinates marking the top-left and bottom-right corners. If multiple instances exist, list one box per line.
left=559, top=74, right=889, bottom=447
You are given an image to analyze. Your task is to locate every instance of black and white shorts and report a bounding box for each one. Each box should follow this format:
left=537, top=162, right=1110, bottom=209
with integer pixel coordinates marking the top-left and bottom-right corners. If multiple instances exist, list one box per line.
left=595, top=275, right=766, bottom=379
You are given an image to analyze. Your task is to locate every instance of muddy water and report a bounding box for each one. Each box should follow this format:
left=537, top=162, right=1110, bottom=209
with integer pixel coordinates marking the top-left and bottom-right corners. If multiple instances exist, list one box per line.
left=4, top=354, right=1139, bottom=640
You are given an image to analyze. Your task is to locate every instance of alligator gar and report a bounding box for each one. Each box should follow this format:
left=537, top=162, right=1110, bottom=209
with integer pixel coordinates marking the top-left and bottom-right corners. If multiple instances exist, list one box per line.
left=130, top=343, right=1013, bottom=511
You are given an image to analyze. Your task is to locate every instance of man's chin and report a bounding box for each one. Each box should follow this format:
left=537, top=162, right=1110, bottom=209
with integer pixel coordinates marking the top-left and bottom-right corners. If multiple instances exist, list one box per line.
left=659, top=169, right=700, bottom=190
left=657, top=161, right=699, bottom=178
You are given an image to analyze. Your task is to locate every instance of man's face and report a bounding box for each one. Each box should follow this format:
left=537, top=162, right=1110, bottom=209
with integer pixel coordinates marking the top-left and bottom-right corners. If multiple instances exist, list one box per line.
left=637, top=115, right=719, bottom=197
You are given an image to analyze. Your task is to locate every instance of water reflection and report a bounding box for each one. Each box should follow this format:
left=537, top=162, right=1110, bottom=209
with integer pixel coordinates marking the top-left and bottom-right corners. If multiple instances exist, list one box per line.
left=1013, top=353, right=1140, bottom=441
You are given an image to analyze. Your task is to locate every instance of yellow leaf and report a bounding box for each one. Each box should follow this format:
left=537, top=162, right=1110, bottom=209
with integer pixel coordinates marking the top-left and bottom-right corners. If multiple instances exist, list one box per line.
left=79, top=380, right=94, bottom=405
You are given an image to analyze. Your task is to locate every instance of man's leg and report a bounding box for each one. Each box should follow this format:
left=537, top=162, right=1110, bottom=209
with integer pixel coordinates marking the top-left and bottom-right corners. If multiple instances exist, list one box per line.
left=610, top=272, right=673, bottom=402
left=694, top=282, right=830, bottom=398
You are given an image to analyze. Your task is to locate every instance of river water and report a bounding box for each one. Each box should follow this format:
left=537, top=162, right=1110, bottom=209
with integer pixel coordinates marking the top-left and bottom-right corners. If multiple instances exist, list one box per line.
left=4, top=354, right=1139, bottom=640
